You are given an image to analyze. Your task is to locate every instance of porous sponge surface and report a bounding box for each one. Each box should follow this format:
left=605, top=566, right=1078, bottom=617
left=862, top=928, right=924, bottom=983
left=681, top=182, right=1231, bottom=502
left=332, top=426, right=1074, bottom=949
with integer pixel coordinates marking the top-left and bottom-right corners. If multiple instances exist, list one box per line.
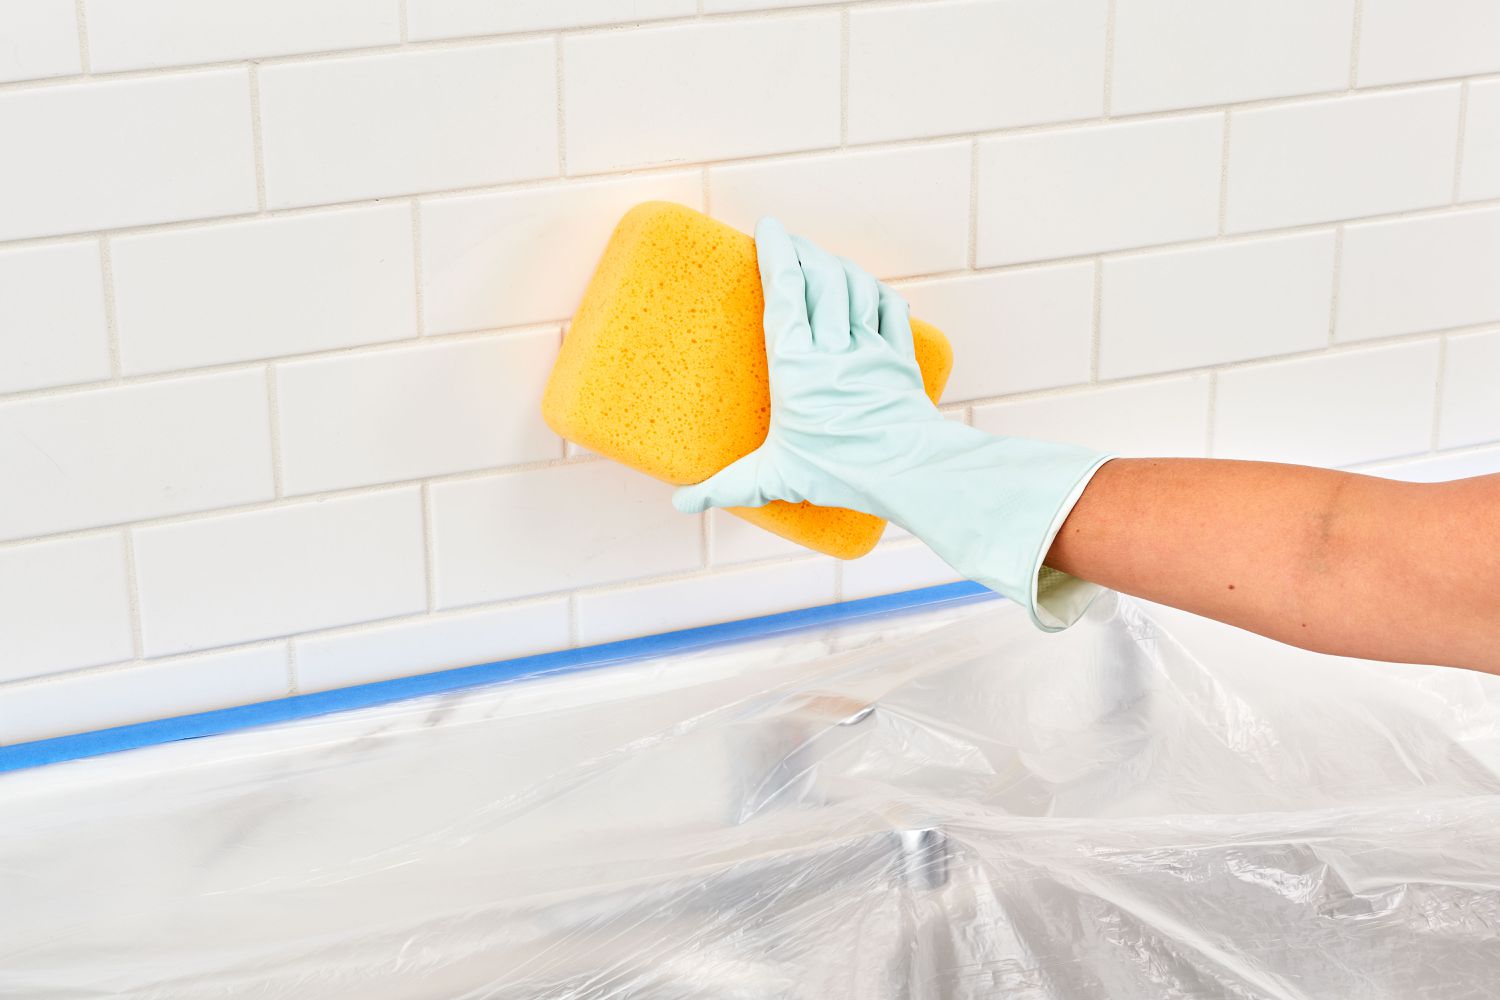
left=542, top=201, right=952, bottom=560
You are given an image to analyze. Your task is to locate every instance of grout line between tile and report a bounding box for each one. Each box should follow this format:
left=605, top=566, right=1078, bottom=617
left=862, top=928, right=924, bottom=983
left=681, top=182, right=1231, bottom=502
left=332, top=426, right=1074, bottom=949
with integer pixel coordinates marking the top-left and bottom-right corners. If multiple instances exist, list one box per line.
left=1430, top=335, right=1448, bottom=451
left=72, top=0, right=91, bottom=73
left=409, top=199, right=426, bottom=335
left=264, top=364, right=285, bottom=497
left=248, top=63, right=267, bottom=212
left=1101, top=0, right=1116, bottom=117
left=1204, top=371, right=1219, bottom=457
left=398, top=0, right=410, bottom=43
left=1347, top=0, right=1364, bottom=90
left=1452, top=80, right=1470, bottom=204
left=967, top=138, right=979, bottom=269
left=98, top=236, right=121, bottom=379
left=1327, top=226, right=1344, bottom=344
left=284, top=638, right=299, bottom=694
left=1217, top=111, right=1232, bottom=234
left=554, top=33, right=567, bottom=177
left=421, top=482, right=437, bottom=611
left=1089, top=258, right=1103, bottom=382
left=120, top=528, right=144, bottom=660
left=839, top=6, right=850, bottom=147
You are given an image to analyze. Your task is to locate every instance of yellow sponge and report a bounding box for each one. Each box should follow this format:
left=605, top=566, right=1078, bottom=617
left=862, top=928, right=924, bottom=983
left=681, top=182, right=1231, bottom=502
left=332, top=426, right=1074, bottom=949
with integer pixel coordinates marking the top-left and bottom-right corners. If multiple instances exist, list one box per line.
left=541, top=202, right=953, bottom=560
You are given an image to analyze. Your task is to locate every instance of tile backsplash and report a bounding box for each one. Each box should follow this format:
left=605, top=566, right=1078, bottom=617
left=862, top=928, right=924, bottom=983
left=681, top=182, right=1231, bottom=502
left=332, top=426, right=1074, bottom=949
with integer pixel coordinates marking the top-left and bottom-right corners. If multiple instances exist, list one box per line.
left=2, top=0, right=1498, bottom=742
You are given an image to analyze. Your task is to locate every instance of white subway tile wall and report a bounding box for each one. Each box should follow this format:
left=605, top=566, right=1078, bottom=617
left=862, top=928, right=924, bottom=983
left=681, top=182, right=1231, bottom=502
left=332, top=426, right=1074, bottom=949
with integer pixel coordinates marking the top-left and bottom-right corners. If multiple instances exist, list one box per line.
left=895, top=264, right=1095, bottom=401
left=420, top=171, right=703, bottom=335
left=82, top=0, right=403, bottom=72
left=1099, top=233, right=1336, bottom=378
left=275, top=332, right=562, bottom=494
left=847, top=0, right=1107, bottom=143
left=0, top=0, right=81, bottom=83
left=133, top=489, right=427, bottom=655
left=1460, top=79, right=1500, bottom=203
left=575, top=559, right=838, bottom=645
left=1213, top=341, right=1442, bottom=468
left=1110, top=0, right=1354, bottom=115
left=1224, top=86, right=1462, bottom=233
left=973, top=376, right=1213, bottom=458
left=111, top=205, right=417, bottom=373
left=1439, top=329, right=1500, bottom=450
left=0, top=534, right=133, bottom=682
left=0, top=71, right=258, bottom=241
left=563, top=16, right=841, bottom=174
left=0, top=241, right=110, bottom=394
left=976, top=115, right=1223, bottom=265
left=2, top=1, right=1497, bottom=741
left=1336, top=208, right=1500, bottom=342
left=258, top=42, right=558, bottom=208
left=709, top=143, right=972, bottom=279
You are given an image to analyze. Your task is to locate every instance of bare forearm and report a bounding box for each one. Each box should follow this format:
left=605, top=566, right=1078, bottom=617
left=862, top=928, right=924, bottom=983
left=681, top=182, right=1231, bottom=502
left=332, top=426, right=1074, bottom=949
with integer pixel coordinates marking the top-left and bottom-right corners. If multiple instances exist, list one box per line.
left=1045, top=458, right=1500, bottom=673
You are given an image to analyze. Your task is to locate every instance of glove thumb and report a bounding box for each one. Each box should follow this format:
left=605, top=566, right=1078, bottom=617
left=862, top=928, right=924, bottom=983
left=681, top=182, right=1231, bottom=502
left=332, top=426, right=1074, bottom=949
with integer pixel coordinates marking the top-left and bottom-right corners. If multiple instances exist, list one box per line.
left=672, top=450, right=767, bottom=514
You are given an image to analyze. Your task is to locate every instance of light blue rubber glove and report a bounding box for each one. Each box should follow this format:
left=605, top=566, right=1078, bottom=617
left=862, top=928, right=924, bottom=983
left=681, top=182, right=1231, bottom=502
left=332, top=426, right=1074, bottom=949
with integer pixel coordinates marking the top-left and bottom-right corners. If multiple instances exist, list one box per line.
left=672, top=217, right=1114, bottom=631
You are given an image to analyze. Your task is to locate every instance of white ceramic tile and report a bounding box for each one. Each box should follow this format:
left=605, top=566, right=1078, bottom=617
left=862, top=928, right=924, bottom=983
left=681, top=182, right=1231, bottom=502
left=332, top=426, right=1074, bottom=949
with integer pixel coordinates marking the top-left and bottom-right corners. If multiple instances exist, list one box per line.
left=1359, top=445, right=1500, bottom=483
left=0, top=0, right=80, bottom=83
left=1226, top=86, right=1462, bottom=234
left=431, top=462, right=702, bottom=608
left=420, top=172, right=702, bottom=336
left=1100, top=232, right=1336, bottom=378
left=0, top=70, right=256, bottom=241
left=842, top=540, right=964, bottom=601
left=847, top=0, right=1107, bottom=143
left=894, top=264, right=1095, bottom=403
left=1440, top=329, right=1500, bottom=450
left=259, top=41, right=556, bottom=209
left=1459, top=78, right=1500, bottom=204
left=294, top=599, right=570, bottom=692
left=1214, top=341, right=1441, bottom=467
left=0, top=371, right=274, bottom=542
left=276, top=332, right=562, bottom=495
left=976, top=115, right=1222, bottom=266
left=1357, top=0, right=1500, bottom=86
left=0, top=241, right=110, bottom=394
left=1111, top=0, right=1353, bottom=115
left=563, top=15, right=840, bottom=174
left=576, top=559, right=837, bottom=644
left=112, top=205, right=416, bottom=375
left=0, top=646, right=289, bottom=746
left=0, top=534, right=133, bottom=683
left=708, top=143, right=971, bottom=279
left=709, top=509, right=817, bottom=565
left=134, top=489, right=426, bottom=655
left=408, top=0, right=695, bottom=40
left=973, top=375, right=1212, bottom=457
left=1336, top=207, right=1500, bottom=342
left=84, top=0, right=401, bottom=72
left=704, top=0, right=841, bottom=9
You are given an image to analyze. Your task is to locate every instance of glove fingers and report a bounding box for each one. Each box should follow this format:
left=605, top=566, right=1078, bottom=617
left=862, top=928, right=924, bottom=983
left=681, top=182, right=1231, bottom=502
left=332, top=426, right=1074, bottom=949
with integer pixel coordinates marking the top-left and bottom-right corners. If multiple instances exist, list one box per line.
left=790, top=234, right=851, bottom=353
left=840, top=255, right=882, bottom=351
left=876, top=282, right=918, bottom=364
left=754, top=217, right=813, bottom=356
left=671, top=450, right=768, bottom=514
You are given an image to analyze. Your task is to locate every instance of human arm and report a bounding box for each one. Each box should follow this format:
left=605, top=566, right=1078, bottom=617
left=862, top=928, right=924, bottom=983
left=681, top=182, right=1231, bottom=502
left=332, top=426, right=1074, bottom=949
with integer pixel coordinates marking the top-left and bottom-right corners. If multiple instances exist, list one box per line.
left=1045, top=458, right=1500, bottom=673
left=675, top=218, right=1499, bottom=673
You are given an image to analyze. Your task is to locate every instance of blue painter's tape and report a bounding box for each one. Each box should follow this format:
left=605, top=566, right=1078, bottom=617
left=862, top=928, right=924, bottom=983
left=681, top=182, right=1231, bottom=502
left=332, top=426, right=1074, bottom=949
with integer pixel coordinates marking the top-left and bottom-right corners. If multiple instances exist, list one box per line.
left=0, top=581, right=995, bottom=776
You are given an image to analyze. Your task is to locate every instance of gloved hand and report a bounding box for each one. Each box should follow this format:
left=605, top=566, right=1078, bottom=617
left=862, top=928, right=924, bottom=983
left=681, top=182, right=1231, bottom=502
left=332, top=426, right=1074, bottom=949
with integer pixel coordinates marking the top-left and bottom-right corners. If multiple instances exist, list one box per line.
left=673, top=217, right=1114, bottom=631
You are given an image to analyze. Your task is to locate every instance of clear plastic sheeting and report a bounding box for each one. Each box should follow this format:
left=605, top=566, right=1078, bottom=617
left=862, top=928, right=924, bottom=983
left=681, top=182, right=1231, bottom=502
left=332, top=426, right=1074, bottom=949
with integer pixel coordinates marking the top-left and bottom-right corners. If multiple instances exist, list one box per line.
left=3, top=592, right=1500, bottom=999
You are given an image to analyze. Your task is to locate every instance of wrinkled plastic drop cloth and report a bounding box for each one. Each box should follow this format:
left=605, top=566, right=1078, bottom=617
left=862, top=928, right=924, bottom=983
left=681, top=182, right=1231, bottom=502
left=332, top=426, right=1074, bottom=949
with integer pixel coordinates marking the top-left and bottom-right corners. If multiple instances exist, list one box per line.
left=3, top=591, right=1500, bottom=999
